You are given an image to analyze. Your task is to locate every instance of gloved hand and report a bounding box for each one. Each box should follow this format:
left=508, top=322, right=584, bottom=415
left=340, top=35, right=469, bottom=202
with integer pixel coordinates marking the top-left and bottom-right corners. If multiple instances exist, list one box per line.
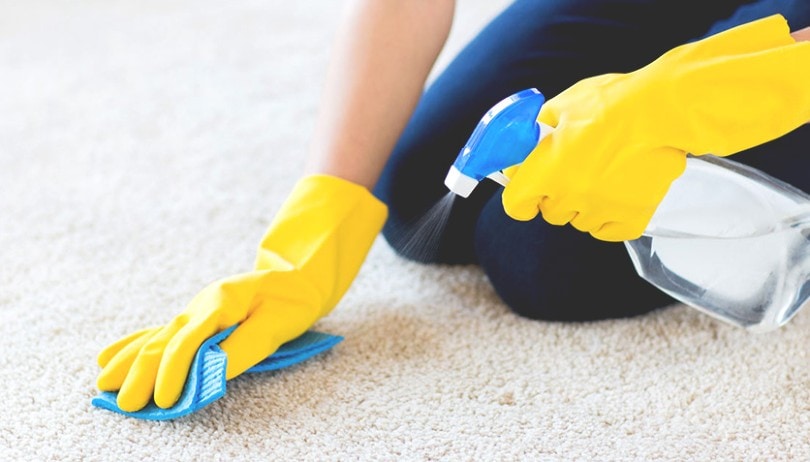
left=502, top=14, right=810, bottom=241
left=96, top=175, right=387, bottom=412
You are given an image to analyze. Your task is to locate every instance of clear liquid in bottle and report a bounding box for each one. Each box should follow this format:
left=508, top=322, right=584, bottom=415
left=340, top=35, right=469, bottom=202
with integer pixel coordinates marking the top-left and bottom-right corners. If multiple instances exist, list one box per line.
left=626, top=155, right=810, bottom=332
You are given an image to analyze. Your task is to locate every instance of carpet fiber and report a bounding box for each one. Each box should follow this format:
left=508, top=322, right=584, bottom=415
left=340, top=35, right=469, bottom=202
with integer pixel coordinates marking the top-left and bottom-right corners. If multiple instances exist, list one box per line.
left=2, top=1, right=809, bottom=460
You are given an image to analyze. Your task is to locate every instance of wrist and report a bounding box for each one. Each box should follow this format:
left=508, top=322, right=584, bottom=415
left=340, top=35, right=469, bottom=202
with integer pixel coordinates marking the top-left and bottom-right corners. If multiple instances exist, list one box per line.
left=256, top=174, right=387, bottom=309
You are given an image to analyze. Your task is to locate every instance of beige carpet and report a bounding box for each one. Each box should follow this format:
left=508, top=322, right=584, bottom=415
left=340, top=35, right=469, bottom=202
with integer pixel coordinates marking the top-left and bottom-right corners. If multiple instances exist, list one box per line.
left=2, top=1, right=810, bottom=460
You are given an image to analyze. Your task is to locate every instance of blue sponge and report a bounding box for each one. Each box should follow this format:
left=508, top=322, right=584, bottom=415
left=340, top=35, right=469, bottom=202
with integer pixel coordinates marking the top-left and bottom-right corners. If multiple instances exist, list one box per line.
left=92, top=327, right=343, bottom=421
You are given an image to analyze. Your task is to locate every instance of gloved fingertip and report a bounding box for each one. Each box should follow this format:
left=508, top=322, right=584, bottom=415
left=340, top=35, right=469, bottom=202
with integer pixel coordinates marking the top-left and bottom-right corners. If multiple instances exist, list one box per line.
left=153, top=387, right=181, bottom=410
left=569, top=215, right=605, bottom=234
left=591, top=223, right=644, bottom=242
left=220, top=342, right=257, bottom=380
left=97, top=346, right=123, bottom=369
left=224, top=356, right=252, bottom=381
left=153, top=361, right=191, bottom=410
left=501, top=194, right=538, bottom=222
left=117, top=396, right=149, bottom=414
left=540, top=209, right=578, bottom=227
left=96, top=327, right=158, bottom=368
left=96, top=371, right=120, bottom=392
left=97, top=351, right=112, bottom=369
left=116, top=386, right=152, bottom=413
left=504, top=205, right=539, bottom=222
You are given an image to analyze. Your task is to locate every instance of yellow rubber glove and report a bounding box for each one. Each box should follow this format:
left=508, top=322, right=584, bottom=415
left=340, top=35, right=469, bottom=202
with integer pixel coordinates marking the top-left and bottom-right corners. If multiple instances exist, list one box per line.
left=96, top=175, right=387, bottom=412
left=502, top=15, right=810, bottom=242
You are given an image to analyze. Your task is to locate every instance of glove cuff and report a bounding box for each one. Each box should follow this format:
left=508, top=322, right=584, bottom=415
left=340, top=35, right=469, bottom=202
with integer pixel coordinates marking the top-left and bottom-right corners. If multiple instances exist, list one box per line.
left=255, top=174, right=388, bottom=313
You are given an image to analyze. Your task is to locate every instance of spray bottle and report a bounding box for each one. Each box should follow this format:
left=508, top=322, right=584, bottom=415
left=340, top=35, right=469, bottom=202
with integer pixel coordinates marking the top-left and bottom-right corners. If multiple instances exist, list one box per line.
left=445, top=89, right=810, bottom=332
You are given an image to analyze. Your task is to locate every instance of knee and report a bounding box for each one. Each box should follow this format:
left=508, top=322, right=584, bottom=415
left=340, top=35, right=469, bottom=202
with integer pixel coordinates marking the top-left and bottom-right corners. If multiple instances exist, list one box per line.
left=473, top=200, right=673, bottom=322
left=473, top=212, right=590, bottom=321
left=479, top=243, right=671, bottom=322
left=480, top=253, right=602, bottom=322
left=488, top=278, right=569, bottom=322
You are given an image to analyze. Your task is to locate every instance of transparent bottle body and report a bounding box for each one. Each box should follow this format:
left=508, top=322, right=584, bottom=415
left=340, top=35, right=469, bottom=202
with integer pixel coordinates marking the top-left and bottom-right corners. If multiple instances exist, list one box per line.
left=626, top=155, right=810, bottom=332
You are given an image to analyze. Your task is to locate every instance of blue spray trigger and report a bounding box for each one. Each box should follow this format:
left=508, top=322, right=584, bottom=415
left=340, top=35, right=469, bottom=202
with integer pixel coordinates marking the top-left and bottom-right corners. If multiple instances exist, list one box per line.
left=451, top=88, right=546, bottom=181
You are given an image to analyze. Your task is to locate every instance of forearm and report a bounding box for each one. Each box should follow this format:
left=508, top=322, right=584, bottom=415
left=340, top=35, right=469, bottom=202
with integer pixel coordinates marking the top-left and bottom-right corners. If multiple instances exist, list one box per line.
left=305, top=0, right=455, bottom=190
left=792, top=26, right=810, bottom=42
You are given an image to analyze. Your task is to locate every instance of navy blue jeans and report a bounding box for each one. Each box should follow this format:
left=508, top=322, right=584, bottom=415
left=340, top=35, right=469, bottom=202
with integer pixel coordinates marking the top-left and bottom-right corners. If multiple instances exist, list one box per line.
left=374, top=0, right=810, bottom=322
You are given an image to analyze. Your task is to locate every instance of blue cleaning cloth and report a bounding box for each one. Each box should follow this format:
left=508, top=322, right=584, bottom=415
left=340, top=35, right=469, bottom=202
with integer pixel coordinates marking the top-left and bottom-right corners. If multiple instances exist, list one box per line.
left=92, top=327, right=343, bottom=421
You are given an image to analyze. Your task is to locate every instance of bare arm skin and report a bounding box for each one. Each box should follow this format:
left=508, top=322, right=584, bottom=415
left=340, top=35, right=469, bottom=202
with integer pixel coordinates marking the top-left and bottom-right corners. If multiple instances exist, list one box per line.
left=306, top=14, right=808, bottom=188
left=305, top=0, right=456, bottom=190
left=793, top=26, right=810, bottom=42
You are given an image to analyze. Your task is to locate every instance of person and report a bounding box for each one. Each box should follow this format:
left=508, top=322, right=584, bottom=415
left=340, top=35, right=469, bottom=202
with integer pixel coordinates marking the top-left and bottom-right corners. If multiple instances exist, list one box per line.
left=96, top=0, right=810, bottom=413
